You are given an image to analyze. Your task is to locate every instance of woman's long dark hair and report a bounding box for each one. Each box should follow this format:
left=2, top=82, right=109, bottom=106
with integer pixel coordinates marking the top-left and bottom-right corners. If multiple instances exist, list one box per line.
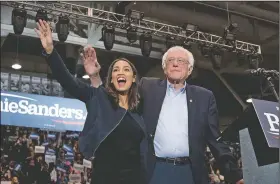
left=105, top=58, right=140, bottom=111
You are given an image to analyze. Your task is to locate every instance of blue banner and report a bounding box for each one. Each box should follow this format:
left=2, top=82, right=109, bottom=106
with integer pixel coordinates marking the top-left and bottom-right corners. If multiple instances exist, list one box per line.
left=47, top=134, right=56, bottom=139
left=46, top=148, right=56, bottom=155
left=1, top=91, right=87, bottom=132
left=29, top=133, right=39, bottom=139
left=63, top=144, right=73, bottom=153
left=252, top=99, right=279, bottom=148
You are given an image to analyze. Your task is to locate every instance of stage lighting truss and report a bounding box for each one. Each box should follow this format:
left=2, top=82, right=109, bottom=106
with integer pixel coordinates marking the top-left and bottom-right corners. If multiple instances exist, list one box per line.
left=2, top=1, right=262, bottom=55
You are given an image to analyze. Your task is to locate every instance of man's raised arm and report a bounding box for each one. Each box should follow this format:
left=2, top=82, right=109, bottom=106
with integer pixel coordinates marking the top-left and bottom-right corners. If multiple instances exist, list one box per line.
left=81, top=46, right=103, bottom=87
left=90, top=74, right=102, bottom=87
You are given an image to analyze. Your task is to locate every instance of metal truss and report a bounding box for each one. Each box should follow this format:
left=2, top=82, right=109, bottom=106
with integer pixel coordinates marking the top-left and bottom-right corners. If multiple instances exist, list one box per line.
left=2, top=1, right=262, bottom=54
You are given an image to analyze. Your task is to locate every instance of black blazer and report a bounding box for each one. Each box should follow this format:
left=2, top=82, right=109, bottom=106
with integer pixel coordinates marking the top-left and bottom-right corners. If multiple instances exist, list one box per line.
left=44, top=49, right=149, bottom=182
left=139, top=77, right=242, bottom=184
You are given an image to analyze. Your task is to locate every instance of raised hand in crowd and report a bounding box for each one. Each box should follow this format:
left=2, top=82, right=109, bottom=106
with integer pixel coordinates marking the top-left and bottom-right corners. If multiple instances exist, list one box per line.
left=34, top=19, right=54, bottom=54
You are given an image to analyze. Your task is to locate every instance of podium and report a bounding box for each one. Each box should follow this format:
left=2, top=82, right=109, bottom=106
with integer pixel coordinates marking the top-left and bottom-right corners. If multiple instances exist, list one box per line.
left=221, top=99, right=279, bottom=184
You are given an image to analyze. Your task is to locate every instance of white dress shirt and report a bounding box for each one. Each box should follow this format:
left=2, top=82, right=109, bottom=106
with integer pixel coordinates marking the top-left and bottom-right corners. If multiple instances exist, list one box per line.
left=154, top=81, right=189, bottom=158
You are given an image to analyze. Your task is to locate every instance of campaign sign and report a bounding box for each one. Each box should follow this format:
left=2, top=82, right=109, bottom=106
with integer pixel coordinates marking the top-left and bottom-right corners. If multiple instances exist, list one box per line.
left=252, top=99, right=279, bottom=148
left=73, top=163, right=84, bottom=172
left=35, top=146, right=45, bottom=154
left=45, top=155, right=56, bottom=164
left=83, top=159, right=92, bottom=169
left=1, top=91, right=87, bottom=132
left=69, top=174, right=81, bottom=182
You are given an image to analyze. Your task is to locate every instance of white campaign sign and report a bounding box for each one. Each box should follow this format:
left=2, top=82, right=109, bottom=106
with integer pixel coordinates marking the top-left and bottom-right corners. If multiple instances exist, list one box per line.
left=73, top=163, right=84, bottom=172
left=1, top=182, right=12, bottom=184
left=45, top=155, right=56, bottom=163
left=69, top=173, right=81, bottom=182
left=35, top=146, right=45, bottom=153
left=83, top=159, right=92, bottom=169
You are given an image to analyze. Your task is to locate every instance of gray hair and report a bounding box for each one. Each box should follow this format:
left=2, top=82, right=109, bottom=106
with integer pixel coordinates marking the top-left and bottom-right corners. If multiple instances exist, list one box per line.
left=162, top=46, right=195, bottom=69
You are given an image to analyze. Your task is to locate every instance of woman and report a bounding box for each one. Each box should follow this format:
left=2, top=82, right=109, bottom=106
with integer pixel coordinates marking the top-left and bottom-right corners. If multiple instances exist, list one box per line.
left=35, top=19, right=147, bottom=184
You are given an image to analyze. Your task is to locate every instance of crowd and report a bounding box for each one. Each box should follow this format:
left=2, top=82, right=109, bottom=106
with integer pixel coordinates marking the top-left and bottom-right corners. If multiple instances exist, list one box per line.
left=205, top=142, right=242, bottom=184
left=0, top=125, right=242, bottom=184
left=0, top=125, right=92, bottom=184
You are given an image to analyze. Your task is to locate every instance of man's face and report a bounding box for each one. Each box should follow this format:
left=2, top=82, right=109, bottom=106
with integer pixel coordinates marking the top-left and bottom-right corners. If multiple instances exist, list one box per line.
left=164, top=49, right=192, bottom=81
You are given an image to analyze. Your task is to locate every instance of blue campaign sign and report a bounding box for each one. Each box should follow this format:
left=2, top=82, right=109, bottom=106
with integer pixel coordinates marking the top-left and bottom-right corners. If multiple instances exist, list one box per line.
left=252, top=99, right=279, bottom=148
left=1, top=91, right=87, bottom=132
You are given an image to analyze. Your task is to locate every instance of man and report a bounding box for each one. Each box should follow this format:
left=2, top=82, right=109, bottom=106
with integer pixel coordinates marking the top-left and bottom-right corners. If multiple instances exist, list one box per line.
left=81, top=45, right=244, bottom=184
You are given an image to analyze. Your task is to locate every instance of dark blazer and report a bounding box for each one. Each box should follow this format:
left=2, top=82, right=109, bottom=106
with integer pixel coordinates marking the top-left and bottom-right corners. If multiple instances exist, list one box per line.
left=139, top=77, right=242, bottom=184
left=44, top=49, right=149, bottom=182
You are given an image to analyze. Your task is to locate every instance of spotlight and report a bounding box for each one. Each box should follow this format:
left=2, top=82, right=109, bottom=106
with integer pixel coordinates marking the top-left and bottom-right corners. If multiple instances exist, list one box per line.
left=12, top=64, right=22, bottom=70
left=210, top=49, right=223, bottom=69
left=228, top=23, right=238, bottom=32
left=246, top=98, right=252, bottom=103
left=12, top=8, right=27, bottom=35
left=182, top=40, right=192, bottom=50
left=166, top=35, right=176, bottom=50
left=182, top=23, right=198, bottom=35
left=102, top=25, right=115, bottom=50
left=236, top=52, right=248, bottom=66
left=248, top=54, right=261, bottom=69
left=223, top=23, right=238, bottom=44
left=126, top=27, right=137, bottom=43
left=200, top=44, right=212, bottom=58
left=126, top=9, right=144, bottom=20
left=224, top=31, right=235, bottom=41
left=35, top=9, right=48, bottom=22
left=56, top=15, right=70, bottom=42
left=12, top=59, right=21, bottom=70
left=140, top=32, right=152, bottom=57
left=82, top=75, right=90, bottom=79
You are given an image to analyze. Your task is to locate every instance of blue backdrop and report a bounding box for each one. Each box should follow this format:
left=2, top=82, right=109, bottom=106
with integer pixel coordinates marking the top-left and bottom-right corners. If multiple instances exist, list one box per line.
left=1, top=91, right=87, bottom=132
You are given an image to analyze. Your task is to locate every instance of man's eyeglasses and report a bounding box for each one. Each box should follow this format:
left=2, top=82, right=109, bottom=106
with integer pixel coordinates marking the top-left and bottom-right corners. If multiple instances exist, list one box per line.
left=166, top=57, right=189, bottom=65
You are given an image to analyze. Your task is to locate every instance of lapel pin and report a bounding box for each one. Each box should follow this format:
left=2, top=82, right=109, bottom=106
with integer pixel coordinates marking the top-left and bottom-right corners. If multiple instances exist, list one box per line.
left=190, top=99, right=192, bottom=102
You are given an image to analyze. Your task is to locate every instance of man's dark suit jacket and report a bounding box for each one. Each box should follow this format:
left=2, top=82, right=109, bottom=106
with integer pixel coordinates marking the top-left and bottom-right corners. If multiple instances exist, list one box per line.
left=139, top=77, right=242, bottom=184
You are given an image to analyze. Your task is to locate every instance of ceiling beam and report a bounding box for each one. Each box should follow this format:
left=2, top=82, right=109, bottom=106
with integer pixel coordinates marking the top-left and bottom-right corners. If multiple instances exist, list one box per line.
left=212, top=69, right=248, bottom=110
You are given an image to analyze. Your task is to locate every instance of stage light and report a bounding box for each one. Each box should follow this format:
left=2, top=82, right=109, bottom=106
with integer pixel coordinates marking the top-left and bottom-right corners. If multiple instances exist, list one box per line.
left=56, top=15, right=70, bottom=42
left=35, top=9, right=48, bottom=22
left=12, top=8, right=27, bottom=35
left=210, top=49, right=223, bottom=69
left=200, top=44, right=212, bottom=58
left=102, top=25, right=115, bottom=50
left=82, top=75, right=90, bottom=79
left=228, top=23, right=238, bottom=32
left=223, top=23, right=238, bottom=43
left=246, top=98, right=252, bottom=103
left=236, top=52, right=248, bottom=66
left=166, top=35, right=176, bottom=50
left=182, top=40, right=192, bottom=50
left=126, top=27, right=137, bottom=43
left=249, top=54, right=261, bottom=69
left=12, top=59, right=21, bottom=70
left=224, top=32, right=235, bottom=41
left=126, top=9, right=144, bottom=20
left=182, top=23, right=198, bottom=35
left=12, top=63, right=22, bottom=70
left=140, top=32, right=152, bottom=57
